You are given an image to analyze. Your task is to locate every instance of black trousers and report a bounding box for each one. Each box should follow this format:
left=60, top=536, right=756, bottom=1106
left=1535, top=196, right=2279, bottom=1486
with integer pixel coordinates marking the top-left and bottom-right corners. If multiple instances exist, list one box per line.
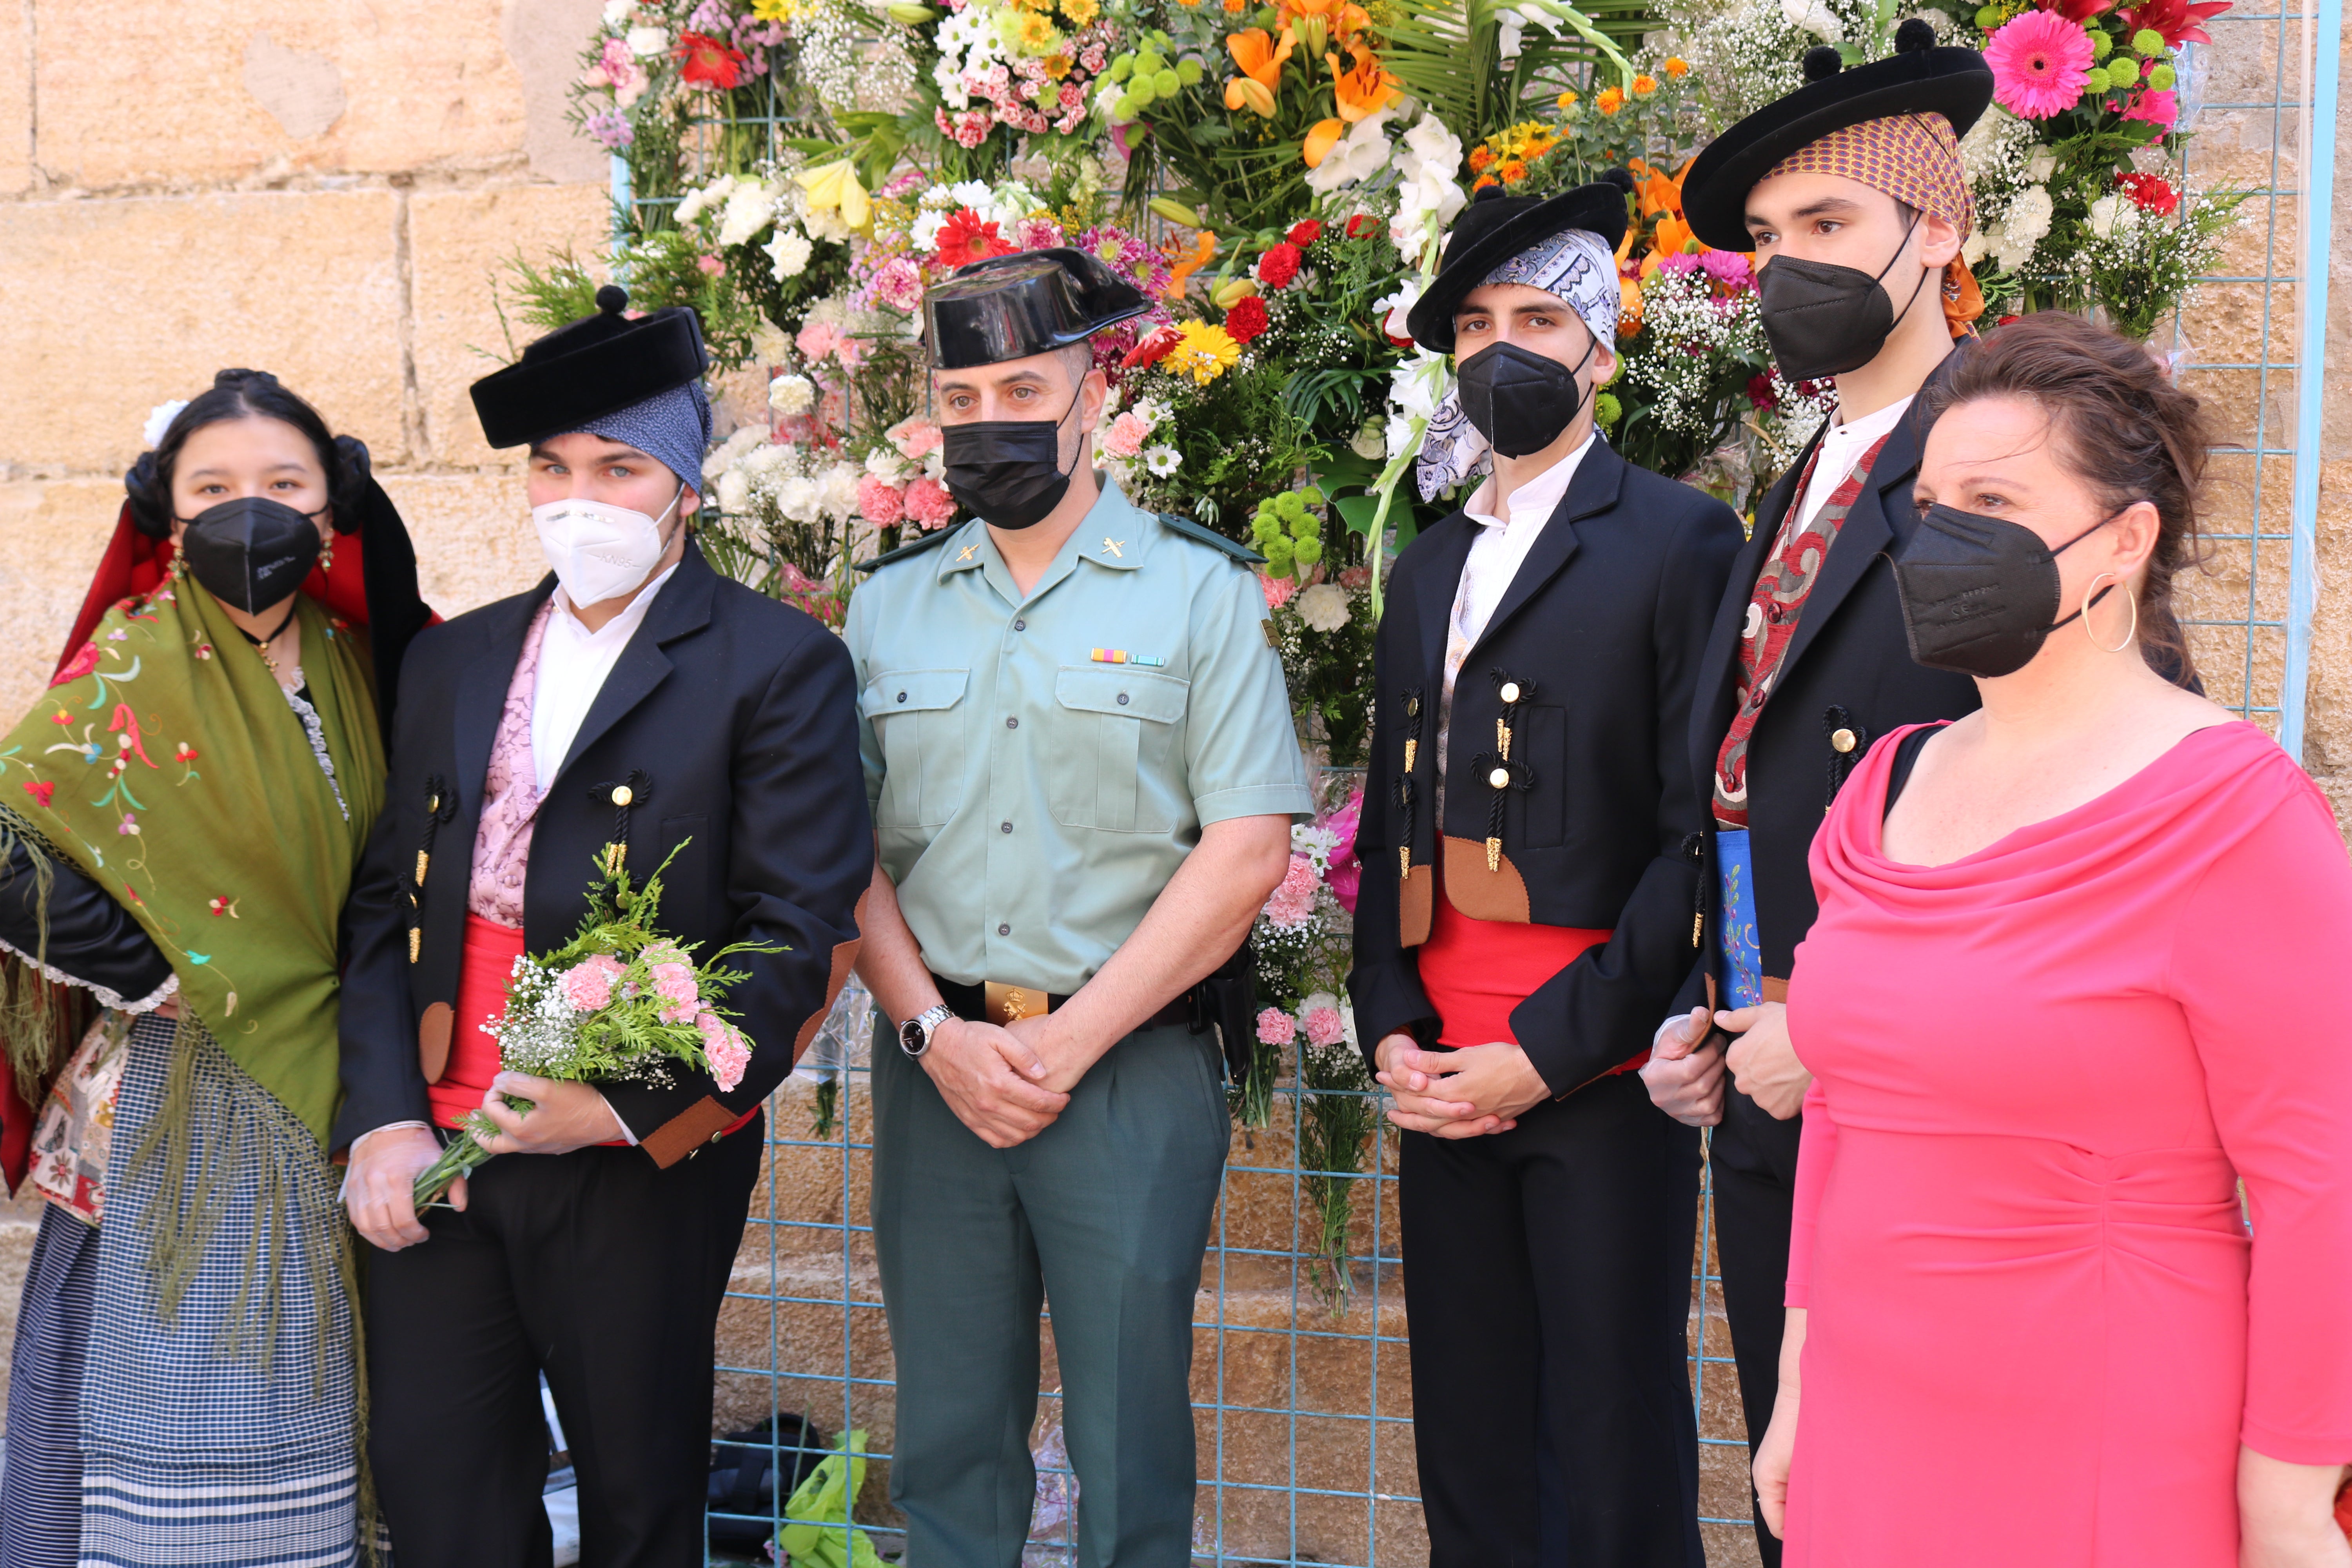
left=1399, top=1072, right=1703, bottom=1568
left=1710, top=1091, right=1802, bottom=1568
left=364, top=1115, right=764, bottom=1568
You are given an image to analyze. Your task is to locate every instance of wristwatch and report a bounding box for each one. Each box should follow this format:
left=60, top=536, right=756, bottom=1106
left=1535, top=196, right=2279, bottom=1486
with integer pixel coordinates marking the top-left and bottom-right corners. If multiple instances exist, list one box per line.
left=899, top=1002, right=955, bottom=1059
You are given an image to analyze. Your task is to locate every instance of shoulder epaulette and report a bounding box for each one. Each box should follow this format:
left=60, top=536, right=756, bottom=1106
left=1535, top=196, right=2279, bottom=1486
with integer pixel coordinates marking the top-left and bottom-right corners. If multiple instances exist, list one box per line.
left=854, top=526, right=959, bottom=574
left=1155, top=512, right=1266, bottom=567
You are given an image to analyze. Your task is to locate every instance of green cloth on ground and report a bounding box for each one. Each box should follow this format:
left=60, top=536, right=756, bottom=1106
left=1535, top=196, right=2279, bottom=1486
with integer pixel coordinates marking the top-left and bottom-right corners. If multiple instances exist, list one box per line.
left=779, top=1430, right=886, bottom=1568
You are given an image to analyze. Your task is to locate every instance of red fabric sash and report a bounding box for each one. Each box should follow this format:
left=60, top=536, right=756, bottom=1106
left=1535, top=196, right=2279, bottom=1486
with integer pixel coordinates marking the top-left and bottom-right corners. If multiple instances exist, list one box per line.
left=1419, top=890, right=1646, bottom=1074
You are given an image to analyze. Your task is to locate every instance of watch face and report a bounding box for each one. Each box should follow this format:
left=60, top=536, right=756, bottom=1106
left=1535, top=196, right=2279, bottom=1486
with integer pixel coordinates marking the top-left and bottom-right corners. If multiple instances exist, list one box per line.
left=901, top=1018, right=926, bottom=1053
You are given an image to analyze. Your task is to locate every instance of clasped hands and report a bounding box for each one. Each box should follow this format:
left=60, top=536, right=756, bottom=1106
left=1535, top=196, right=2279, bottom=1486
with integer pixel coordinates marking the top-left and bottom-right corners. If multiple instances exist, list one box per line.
left=919, top=1012, right=1095, bottom=1149
left=1372, top=1034, right=1550, bottom=1138
left=1637, top=999, right=1811, bottom=1125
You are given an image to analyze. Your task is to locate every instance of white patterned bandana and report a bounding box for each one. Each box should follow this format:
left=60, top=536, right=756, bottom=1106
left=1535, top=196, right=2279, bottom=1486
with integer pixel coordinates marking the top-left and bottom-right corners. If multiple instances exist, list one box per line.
left=1417, top=227, right=1619, bottom=500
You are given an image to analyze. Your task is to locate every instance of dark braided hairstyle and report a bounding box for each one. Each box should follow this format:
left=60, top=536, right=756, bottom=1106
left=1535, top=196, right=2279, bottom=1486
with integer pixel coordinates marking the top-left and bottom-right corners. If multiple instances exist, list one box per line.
left=1930, top=312, right=2213, bottom=688
left=123, top=368, right=372, bottom=540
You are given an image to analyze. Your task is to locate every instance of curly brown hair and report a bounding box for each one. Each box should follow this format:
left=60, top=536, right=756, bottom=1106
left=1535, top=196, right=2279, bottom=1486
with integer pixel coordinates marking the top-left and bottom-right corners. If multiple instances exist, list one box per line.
left=1929, top=312, right=2214, bottom=688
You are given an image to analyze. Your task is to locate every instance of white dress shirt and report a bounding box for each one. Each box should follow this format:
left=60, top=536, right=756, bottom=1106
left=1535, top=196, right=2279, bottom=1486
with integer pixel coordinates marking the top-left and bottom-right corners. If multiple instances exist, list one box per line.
left=531, top=561, right=681, bottom=792
left=1792, top=394, right=1913, bottom=538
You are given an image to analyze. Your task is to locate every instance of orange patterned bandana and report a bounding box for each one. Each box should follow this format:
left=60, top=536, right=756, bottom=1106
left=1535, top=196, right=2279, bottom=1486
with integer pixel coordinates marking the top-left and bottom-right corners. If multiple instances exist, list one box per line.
left=1766, top=110, right=1984, bottom=337
left=1765, top=111, right=1975, bottom=240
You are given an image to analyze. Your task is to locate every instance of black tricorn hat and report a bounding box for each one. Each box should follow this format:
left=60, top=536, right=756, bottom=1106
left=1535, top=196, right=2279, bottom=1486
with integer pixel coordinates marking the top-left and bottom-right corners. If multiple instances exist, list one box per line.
left=1681, top=21, right=1994, bottom=252
left=925, top=248, right=1153, bottom=370
left=470, top=285, right=710, bottom=448
left=1405, top=174, right=1632, bottom=354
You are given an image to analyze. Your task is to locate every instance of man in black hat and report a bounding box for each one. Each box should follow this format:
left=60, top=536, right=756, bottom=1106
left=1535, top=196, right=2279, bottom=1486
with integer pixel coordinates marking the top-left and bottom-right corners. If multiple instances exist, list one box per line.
left=336, top=287, right=873, bottom=1565
left=1348, top=176, right=1742, bottom=1567
left=844, top=249, right=1311, bottom=1568
left=1637, top=25, right=1993, bottom=1563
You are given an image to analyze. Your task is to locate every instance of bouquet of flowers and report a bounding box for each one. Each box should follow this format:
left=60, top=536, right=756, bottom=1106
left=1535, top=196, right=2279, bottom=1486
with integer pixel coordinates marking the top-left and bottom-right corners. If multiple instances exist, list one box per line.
left=411, top=846, right=777, bottom=1208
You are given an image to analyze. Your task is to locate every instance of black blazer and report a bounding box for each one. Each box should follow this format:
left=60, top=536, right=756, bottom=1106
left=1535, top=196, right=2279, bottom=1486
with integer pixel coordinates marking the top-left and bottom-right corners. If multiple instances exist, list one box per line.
left=1348, top=438, right=1743, bottom=1095
left=1675, top=356, right=1980, bottom=1174
left=335, top=541, right=873, bottom=1165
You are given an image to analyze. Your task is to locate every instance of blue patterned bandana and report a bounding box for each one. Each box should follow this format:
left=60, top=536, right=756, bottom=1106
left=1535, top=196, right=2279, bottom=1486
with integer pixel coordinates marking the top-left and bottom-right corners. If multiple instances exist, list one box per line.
left=571, top=379, right=713, bottom=494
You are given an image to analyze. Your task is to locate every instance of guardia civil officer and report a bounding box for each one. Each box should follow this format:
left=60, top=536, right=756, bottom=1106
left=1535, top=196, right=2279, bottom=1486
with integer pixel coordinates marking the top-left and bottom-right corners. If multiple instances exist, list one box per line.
left=845, top=249, right=1310, bottom=1568
left=1635, top=27, right=1993, bottom=1563
left=1348, top=175, right=1743, bottom=1566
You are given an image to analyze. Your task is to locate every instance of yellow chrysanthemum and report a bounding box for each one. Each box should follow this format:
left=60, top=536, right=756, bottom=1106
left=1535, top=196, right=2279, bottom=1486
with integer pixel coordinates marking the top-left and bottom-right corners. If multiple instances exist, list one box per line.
left=1061, top=0, right=1100, bottom=22
left=1662, top=55, right=1690, bottom=77
left=1632, top=73, right=1658, bottom=95
left=1043, top=51, right=1073, bottom=77
left=1163, top=321, right=1242, bottom=385
left=1014, top=10, right=1064, bottom=51
left=1557, top=88, right=1579, bottom=111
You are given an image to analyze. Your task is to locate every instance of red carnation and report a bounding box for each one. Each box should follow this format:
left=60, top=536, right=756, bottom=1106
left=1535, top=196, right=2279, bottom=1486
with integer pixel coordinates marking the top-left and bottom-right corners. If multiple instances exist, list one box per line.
left=935, top=208, right=1013, bottom=268
left=1286, top=219, right=1325, bottom=247
left=1121, top=323, right=1183, bottom=368
left=2116, top=0, right=2230, bottom=46
left=1345, top=214, right=1380, bottom=240
left=675, top=31, right=750, bottom=90
left=2116, top=170, right=2180, bottom=214
left=1254, top=241, right=1303, bottom=289
left=1746, top=372, right=1779, bottom=410
left=1224, top=295, right=1270, bottom=344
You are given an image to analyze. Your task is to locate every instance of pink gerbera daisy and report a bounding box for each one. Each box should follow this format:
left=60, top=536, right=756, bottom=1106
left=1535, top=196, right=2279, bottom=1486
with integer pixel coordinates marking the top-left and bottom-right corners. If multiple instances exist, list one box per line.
left=1984, top=9, right=2094, bottom=119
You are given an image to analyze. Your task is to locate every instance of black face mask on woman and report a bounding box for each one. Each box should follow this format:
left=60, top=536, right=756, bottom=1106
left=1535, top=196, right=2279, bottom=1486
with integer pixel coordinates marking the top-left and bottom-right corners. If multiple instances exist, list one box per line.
left=1456, top=338, right=1596, bottom=458
left=940, top=390, right=1083, bottom=531
left=1890, top=502, right=2119, bottom=678
left=177, top=496, right=326, bottom=614
left=1756, top=209, right=1932, bottom=383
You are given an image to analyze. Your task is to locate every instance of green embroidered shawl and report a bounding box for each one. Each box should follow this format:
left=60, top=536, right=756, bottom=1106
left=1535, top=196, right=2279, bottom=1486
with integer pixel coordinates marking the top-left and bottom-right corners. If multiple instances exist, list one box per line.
left=0, top=577, right=385, bottom=1146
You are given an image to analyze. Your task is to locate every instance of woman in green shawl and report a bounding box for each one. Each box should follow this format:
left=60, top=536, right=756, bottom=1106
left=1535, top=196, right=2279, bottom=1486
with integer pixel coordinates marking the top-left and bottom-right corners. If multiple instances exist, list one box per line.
left=0, top=370, right=430, bottom=1568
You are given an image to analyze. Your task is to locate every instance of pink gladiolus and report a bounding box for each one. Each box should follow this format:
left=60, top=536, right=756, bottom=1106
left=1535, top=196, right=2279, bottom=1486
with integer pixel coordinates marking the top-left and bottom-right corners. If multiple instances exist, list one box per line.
left=1301, top=1005, right=1346, bottom=1048
left=1100, top=411, right=1152, bottom=459
left=561, top=953, right=625, bottom=1011
left=1256, top=1007, right=1297, bottom=1046
left=1322, top=786, right=1363, bottom=912
left=1263, top=853, right=1320, bottom=928
left=697, top=1011, right=751, bottom=1093
left=1985, top=10, right=2094, bottom=118
left=904, top=477, right=957, bottom=530
left=857, top=473, right=907, bottom=526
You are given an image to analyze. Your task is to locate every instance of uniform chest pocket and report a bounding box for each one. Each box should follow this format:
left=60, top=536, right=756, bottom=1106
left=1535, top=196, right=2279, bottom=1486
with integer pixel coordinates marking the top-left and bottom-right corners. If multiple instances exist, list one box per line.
left=1047, top=667, right=1185, bottom=833
left=863, top=668, right=969, bottom=828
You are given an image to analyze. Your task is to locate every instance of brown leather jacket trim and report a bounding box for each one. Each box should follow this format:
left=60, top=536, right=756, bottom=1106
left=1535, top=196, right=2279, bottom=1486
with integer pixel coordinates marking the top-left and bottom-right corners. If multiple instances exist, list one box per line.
left=1399, top=863, right=1434, bottom=947
left=417, top=1000, right=454, bottom=1084
left=1441, top=835, right=1531, bottom=922
left=791, top=884, right=870, bottom=1061
left=640, top=1095, right=740, bottom=1168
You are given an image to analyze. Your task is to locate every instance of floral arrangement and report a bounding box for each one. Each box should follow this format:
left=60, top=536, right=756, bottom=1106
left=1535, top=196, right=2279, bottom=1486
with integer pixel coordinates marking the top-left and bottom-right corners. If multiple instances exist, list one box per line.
left=411, top=846, right=777, bottom=1208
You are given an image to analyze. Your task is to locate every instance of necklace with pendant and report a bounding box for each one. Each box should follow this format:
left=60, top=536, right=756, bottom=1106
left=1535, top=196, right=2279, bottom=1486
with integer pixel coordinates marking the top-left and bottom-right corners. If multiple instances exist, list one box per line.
left=239, top=601, right=301, bottom=679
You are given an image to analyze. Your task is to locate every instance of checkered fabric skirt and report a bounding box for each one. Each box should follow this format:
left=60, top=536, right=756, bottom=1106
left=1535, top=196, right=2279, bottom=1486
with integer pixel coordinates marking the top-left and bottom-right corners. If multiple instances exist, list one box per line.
left=0, top=1011, right=359, bottom=1567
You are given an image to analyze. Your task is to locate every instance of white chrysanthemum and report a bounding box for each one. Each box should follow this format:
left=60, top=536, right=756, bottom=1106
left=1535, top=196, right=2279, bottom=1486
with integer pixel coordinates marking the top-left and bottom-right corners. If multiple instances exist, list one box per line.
left=625, top=24, right=668, bottom=56
left=909, top=210, right=949, bottom=253
left=768, top=373, right=817, bottom=416
left=1297, top=583, right=1351, bottom=633
left=717, top=182, right=778, bottom=248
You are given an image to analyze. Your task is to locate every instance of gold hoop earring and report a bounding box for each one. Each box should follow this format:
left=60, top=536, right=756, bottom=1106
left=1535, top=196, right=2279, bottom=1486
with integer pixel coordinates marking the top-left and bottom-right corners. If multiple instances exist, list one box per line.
left=2082, top=571, right=2138, bottom=653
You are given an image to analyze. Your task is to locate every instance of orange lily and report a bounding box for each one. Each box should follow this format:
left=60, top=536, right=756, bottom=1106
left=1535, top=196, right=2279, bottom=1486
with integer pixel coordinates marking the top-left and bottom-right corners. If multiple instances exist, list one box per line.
left=1224, top=27, right=1294, bottom=117
left=1165, top=230, right=1218, bottom=299
left=1325, top=45, right=1398, bottom=121
left=1303, top=117, right=1346, bottom=167
left=1625, top=156, right=1690, bottom=223
left=1280, top=0, right=1370, bottom=54
left=1648, top=211, right=1697, bottom=261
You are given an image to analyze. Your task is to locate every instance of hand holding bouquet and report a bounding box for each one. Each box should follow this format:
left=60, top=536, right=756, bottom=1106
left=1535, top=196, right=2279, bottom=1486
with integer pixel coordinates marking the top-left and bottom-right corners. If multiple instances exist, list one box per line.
left=412, top=844, right=779, bottom=1208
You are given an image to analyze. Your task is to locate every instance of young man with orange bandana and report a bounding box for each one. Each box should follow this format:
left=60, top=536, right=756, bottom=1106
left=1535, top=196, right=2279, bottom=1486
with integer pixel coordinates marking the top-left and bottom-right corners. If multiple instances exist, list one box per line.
left=1639, top=24, right=1993, bottom=1564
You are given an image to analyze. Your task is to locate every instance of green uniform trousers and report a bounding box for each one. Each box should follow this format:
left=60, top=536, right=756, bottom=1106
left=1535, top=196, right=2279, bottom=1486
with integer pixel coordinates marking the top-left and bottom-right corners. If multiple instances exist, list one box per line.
left=871, top=1020, right=1230, bottom=1568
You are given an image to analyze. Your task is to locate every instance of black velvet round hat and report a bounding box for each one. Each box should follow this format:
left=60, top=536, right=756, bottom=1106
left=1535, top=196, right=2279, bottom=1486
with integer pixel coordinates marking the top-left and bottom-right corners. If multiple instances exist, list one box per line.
left=469, top=285, right=711, bottom=448
left=925, top=248, right=1154, bottom=369
left=1404, top=173, right=1632, bottom=353
left=1681, top=22, right=1995, bottom=252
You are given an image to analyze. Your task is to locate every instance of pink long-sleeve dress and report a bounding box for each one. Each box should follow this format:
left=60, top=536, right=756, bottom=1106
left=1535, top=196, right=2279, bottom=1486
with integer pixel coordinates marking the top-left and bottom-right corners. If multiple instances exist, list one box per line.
left=1781, top=720, right=2352, bottom=1565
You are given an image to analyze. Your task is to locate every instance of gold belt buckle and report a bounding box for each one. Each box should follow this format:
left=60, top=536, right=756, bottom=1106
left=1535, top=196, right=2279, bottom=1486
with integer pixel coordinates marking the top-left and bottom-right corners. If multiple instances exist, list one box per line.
left=983, top=981, right=1052, bottom=1024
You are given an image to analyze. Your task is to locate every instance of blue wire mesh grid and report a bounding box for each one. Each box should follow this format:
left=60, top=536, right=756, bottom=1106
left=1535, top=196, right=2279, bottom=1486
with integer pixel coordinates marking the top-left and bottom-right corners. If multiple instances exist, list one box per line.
left=607, top=15, right=2337, bottom=1555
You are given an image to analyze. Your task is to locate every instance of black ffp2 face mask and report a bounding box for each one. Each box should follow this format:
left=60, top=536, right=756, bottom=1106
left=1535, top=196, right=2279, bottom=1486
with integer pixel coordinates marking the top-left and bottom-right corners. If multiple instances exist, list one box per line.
left=1756, top=209, right=1932, bottom=383
left=1891, top=502, right=2119, bottom=678
left=940, top=391, right=1083, bottom=531
left=176, top=496, right=326, bottom=614
left=1456, top=338, right=1596, bottom=459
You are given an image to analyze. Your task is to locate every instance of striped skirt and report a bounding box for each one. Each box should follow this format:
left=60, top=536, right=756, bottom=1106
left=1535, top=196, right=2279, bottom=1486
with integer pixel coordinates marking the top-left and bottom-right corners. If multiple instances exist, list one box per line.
left=0, top=1011, right=359, bottom=1567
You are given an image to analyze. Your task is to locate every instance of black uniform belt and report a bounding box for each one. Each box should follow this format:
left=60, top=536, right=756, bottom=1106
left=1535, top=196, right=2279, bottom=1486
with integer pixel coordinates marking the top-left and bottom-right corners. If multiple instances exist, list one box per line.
left=931, top=974, right=1191, bottom=1031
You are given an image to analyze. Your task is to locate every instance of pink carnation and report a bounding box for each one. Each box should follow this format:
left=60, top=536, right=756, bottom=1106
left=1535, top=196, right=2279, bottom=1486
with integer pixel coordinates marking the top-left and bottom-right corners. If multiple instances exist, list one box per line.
left=1985, top=9, right=2093, bottom=119
left=857, top=473, right=907, bottom=526
left=652, top=960, right=700, bottom=1023
left=1261, top=573, right=1299, bottom=610
left=2120, top=87, right=2178, bottom=128
left=873, top=256, right=925, bottom=314
left=1255, top=1007, right=1296, bottom=1046
left=1322, top=785, right=1363, bottom=912
left=1100, top=410, right=1152, bottom=459
left=904, top=477, right=958, bottom=530
left=1262, top=852, right=1320, bottom=928
left=887, top=416, right=944, bottom=460
left=1015, top=216, right=1065, bottom=250
left=1301, top=1005, right=1346, bottom=1048
left=795, top=319, right=838, bottom=362
left=560, top=953, right=625, bottom=1011
left=697, top=1011, right=751, bottom=1093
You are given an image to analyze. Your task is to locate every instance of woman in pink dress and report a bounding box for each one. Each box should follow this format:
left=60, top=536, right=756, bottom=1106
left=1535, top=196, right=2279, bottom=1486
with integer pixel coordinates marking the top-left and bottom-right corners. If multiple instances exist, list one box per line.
left=1749, top=313, right=2352, bottom=1566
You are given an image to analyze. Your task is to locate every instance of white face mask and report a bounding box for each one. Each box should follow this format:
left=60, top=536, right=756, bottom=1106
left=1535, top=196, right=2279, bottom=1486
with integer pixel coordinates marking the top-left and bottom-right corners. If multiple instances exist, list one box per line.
left=531, top=485, right=683, bottom=608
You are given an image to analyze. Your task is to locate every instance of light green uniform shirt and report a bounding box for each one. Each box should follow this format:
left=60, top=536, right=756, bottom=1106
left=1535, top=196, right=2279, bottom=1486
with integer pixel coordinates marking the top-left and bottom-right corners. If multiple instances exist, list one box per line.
left=843, top=479, right=1312, bottom=996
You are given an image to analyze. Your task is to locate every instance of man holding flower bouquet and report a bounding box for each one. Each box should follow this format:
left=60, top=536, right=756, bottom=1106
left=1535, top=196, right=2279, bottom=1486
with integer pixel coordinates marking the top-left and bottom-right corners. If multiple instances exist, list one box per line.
left=845, top=249, right=1310, bottom=1568
left=336, top=289, right=872, bottom=1567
